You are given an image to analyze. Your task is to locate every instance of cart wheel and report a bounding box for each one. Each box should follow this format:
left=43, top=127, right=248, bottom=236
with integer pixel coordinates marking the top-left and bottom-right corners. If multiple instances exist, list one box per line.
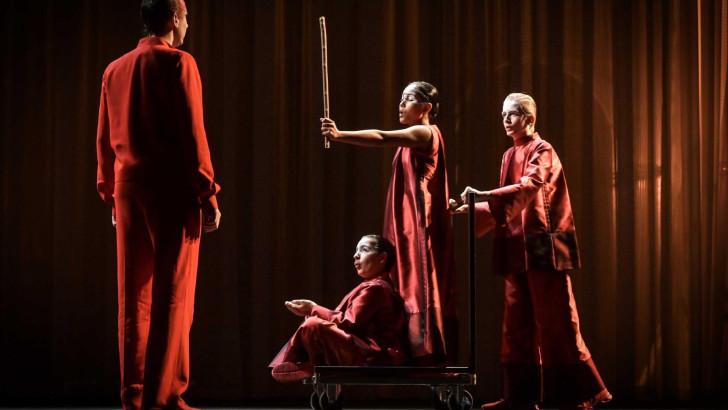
left=432, top=386, right=450, bottom=410
left=319, top=391, right=342, bottom=410
left=447, top=389, right=473, bottom=410
left=310, top=391, right=322, bottom=410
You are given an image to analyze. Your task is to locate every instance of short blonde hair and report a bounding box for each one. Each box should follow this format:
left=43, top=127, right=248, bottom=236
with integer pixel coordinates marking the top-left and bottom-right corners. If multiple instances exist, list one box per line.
left=505, top=93, right=537, bottom=125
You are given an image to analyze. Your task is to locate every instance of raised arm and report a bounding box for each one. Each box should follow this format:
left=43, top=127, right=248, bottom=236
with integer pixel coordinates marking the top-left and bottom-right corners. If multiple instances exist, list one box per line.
left=320, top=117, right=432, bottom=148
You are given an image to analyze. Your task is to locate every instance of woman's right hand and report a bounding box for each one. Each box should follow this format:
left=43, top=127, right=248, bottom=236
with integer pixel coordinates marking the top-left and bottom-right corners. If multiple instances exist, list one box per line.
left=285, top=299, right=317, bottom=317
left=320, top=117, right=340, bottom=140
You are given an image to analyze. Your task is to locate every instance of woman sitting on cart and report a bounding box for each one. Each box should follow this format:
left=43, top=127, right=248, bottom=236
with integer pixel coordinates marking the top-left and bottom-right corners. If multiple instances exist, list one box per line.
left=269, top=235, right=409, bottom=383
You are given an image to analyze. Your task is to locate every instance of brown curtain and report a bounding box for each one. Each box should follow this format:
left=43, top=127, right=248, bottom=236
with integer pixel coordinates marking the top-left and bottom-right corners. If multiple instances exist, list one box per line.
left=1, top=0, right=726, bottom=405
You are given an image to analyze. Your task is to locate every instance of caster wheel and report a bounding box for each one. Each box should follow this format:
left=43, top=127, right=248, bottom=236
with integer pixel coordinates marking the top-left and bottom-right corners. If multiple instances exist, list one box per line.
left=432, top=386, right=450, bottom=410
left=319, top=391, right=343, bottom=410
left=447, top=389, right=473, bottom=410
left=310, top=391, right=322, bottom=410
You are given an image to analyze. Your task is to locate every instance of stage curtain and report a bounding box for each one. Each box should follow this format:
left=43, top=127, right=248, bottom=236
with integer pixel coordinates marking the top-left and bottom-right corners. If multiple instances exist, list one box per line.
left=0, top=0, right=726, bottom=404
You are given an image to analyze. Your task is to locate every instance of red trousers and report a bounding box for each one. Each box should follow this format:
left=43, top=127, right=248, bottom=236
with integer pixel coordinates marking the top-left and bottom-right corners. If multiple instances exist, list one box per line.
left=271, top=317, right=367, bottom=367
left=114, top=181, right=201, bottom=410
left=500, top=270, right=607, bottom=406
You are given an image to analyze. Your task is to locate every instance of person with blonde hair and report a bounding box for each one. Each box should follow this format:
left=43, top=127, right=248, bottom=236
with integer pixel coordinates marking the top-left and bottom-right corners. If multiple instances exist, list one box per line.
left=454, top=93, right=611, bottom=410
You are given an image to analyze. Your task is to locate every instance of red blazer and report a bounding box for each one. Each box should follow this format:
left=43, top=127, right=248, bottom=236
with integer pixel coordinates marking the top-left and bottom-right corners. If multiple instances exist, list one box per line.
left=96, top=37, right=219, bottom=208
left=476, top=133, right=581, bottom=274
left=310, top=276, right=408, bottom=364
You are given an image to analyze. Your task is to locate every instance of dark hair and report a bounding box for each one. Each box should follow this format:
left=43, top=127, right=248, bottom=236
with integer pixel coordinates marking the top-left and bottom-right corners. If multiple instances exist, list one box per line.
left=406, top=81, right=440, bottom=121
left=140, top=0, right=180, bottom=36
left=362, top=235, right=396, bottom=272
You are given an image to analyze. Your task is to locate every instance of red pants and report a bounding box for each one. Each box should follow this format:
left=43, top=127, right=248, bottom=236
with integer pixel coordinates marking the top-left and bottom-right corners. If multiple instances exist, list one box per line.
left=271, top=317, right=367, bottom=367
left=114, top=182, right=201, bottom=410
left=500, top=270, right=608, bottom=406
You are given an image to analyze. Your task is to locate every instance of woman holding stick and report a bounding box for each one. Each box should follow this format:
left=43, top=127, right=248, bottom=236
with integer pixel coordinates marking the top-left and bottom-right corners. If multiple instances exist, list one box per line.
left=320, top=81, right=456, bottom=365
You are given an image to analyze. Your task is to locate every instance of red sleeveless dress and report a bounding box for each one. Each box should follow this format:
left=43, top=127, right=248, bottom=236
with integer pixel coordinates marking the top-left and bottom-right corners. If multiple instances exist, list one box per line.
left=383, top=125, right=456, bottom=360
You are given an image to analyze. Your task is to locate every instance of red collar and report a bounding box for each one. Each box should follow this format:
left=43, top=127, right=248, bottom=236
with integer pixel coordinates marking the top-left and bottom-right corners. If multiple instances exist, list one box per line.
left=137, top=36, right=173, bottom=49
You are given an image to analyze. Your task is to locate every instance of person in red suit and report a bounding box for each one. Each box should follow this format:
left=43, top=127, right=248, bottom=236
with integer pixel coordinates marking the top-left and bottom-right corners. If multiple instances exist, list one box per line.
left=270, top=235, right=408, bottom=382
left=95, top=1, right=220, bottom=409
left=320, top=82, right=456, bottom=364
left=454, top=93, right=611, bottom=410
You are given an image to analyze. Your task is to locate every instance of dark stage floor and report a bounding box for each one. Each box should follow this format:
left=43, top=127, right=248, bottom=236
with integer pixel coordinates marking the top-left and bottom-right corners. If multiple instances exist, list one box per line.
left=2, top=407, right=726, bottom=410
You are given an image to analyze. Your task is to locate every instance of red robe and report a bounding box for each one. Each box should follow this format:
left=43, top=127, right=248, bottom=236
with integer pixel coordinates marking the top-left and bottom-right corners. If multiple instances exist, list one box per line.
left=96, top=37, right=219, bottom=208
left=270, top=277, right=408, bottom=367
left=96, top=37, right=219, bottom=410
left=383, top=125, right=455, bottom=360
left=487, top=132, right=580, bottom=274
left=475, top=133, right=608, bottom=406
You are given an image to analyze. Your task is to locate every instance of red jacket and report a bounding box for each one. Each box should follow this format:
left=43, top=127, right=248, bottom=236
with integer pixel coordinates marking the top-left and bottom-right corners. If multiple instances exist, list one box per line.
left=96, top=37, right=219, bottom=207
left=476, top=133, right=580, bottom=274
left=310, top=276, right=408, bottom=364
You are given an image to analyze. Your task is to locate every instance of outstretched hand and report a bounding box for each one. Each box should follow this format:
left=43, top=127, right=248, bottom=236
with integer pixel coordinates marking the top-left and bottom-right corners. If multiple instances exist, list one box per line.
left=320, top=117, right=340, bottom=140
left=285, top=299, right=317, bottom=317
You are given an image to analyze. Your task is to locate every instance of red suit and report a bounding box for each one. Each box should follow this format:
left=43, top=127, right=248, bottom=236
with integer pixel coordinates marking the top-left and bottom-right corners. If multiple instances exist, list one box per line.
left=96, top=37, right=219, bottom=410
left=475, top=133, right=609, bottom=407
left=270, top=277, right=408, bottom=367
left=383, top=125, right=456, bottom=361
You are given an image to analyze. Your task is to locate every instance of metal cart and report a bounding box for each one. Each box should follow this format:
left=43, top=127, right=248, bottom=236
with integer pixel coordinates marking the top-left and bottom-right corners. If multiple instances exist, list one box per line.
left=304, top=193, right=480, bottom=410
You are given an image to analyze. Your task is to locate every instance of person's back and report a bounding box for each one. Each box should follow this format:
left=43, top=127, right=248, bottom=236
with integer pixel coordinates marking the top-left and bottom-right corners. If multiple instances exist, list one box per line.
left=98, top=36, right=215, bottom=200
left=95, top=2, right=220, bottom=409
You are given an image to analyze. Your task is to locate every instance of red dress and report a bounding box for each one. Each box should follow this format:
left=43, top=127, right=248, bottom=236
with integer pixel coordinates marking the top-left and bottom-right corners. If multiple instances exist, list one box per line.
left=96, top=37, right=219, bottom=410
left=383, top=125, right=456, bottom=360
left=270, top=277, right=408, bottom=367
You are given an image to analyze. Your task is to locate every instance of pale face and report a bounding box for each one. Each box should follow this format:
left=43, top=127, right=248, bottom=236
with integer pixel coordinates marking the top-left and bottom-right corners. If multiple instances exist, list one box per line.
left=502, top=99, right=533, bottom=140
left=398, top=85, right=431, bottom=125
left=352, top=237, right=387, bottom=280
left=172, top=9, right=189, bottom=47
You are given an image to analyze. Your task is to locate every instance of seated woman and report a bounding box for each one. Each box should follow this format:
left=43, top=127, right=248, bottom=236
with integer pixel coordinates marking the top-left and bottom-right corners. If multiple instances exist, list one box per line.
left=269, top=235, right=408, bottom=383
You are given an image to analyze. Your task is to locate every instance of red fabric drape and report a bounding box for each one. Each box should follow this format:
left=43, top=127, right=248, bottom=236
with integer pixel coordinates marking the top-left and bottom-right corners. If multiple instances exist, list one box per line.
left=383, top=125, right=456, bottom=360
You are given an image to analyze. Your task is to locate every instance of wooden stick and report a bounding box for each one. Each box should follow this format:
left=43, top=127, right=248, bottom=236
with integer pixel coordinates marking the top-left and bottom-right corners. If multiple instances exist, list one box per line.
left=319, top=16, right=331, bottom=149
